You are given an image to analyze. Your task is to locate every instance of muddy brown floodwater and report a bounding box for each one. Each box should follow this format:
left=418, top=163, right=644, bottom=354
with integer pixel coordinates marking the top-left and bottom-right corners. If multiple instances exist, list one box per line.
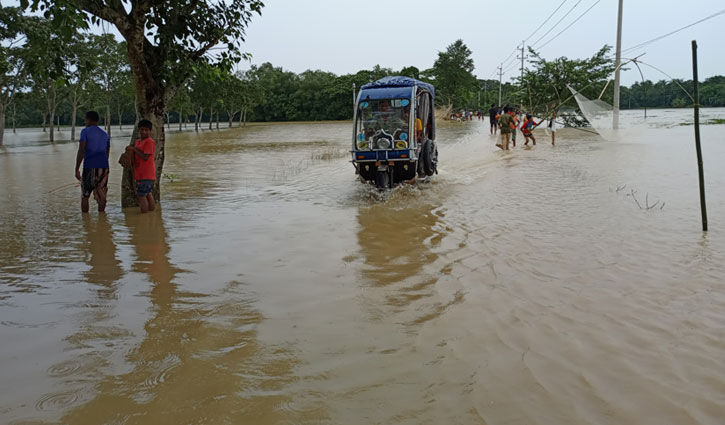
left=1, top=109, right=725, bottom=425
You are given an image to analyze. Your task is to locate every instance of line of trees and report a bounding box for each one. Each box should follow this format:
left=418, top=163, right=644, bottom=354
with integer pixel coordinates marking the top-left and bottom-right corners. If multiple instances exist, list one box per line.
left=3, top=2, right=724, bottom=204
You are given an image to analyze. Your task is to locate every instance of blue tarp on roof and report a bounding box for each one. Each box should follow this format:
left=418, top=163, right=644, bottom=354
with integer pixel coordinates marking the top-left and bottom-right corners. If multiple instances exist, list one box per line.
left=359, top=76, right=435, bottom=100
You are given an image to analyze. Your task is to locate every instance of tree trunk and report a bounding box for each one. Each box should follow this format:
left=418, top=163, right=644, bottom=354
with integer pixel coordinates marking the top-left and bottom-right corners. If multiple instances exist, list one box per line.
left=105, top=104, right=111, bottom=138
left=120, top=25, right=178, bottom=208
left=208, top=108, right=213, bottom=130
left=48, top=86, right=56, bottom=143
left=42, top=112, right=47, bottom=132
left=166, top=112, right=170, bottom=130
left=239, top=107, right=243, bottom=127
left=228, top=110, right=233, bottom=128
left=118, top=105, right=123, bottom=131
left=0, top=103, right=5, bottom=146
left=178, top=108, right=182, bottom=131
left=12, top=102, right=16, bottom=133
left=215, top=111, right=219, bottom=129
left=71, top=96, right=78, bottom=142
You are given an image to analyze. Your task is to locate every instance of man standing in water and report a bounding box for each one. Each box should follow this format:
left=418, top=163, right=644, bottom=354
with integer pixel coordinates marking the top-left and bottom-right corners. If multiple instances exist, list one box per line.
left=75, top=111, right=110, bottom=213
left=488, top=104, right=498, bottom=135
left=496, top=106, right=514, bottom=150
left=125, top=120, right=156, bottom=213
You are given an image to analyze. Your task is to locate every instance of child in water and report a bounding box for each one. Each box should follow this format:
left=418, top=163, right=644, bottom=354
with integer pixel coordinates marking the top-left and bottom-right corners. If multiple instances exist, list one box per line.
left=125, top=120, right=156, bottom=213
left=521, top=114, right=542, bottom=146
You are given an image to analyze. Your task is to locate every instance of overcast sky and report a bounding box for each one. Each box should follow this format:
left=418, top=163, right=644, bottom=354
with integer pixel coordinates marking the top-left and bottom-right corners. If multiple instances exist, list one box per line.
left=239, top=0, right=724, bottom=85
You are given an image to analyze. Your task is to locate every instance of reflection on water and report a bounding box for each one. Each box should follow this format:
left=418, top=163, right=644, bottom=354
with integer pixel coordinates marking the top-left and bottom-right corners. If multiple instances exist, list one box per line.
left=2, top=110, right=725, bottom=424
left=82, top=214, right=124, bottom=292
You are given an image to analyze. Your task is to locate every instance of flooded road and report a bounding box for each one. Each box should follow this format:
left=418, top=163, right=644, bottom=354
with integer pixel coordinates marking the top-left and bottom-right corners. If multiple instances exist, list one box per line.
left=2, top=110, right=725, bottom=424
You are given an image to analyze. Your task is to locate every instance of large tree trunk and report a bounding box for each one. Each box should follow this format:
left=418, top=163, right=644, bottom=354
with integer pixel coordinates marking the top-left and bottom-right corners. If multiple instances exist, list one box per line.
left=120, top=29, right=173, bottom=208
left=228, top=110, right=233, bottom=128
left=178, top=108, right=182, bottom=131
left=208, top=108, right=213, bottom=130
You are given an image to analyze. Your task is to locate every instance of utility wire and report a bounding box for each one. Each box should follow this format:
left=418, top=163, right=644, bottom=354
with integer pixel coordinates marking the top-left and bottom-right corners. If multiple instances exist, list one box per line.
left=536, top=0, right=601, bottom=50
left=530, top=0, right=584, bottom=48
left=524, top=0, right=569, bottom=42
left=621, top=9, right=725, bottom=54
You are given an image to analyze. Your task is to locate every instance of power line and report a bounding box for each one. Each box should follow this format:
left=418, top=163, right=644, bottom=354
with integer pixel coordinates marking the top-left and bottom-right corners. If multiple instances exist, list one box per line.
left=621, top=9, right=725, bottom=54
left=530, top=0, right=584, bottom=48
left=524, top=0, right=569, bottom=42
left=536, top=0, right=601, bottom=51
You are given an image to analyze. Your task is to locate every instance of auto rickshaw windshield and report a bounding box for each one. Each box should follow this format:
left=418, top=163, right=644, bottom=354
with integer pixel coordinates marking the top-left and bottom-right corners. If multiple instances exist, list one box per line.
left=357, top=98, right=411, bottom=142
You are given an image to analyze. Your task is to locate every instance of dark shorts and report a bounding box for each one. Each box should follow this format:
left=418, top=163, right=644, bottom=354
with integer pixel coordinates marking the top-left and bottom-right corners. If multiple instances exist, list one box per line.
left=81, top=168, right=109, bottom=200
left=136, top=179, right=154, bottom=197
left=490, top=118, right=497, bottom=127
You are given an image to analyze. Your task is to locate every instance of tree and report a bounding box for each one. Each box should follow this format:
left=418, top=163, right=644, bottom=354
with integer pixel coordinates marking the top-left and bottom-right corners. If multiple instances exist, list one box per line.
left=63, top=32, right=97, bottom=141
left=168, top=82, right=190, bottom=131
left=24, top=17, right=68, bottom=143
left=221, top=72, right=244, bottom=127
left=25, top=0, right=264, bottom=206
left=399, top=66, right=420, bottom=80
left=523, top=45, right=615, bottom=125
left=0, top=7, right=29, bottom=146
left=428, top=40, right=477, bottom=108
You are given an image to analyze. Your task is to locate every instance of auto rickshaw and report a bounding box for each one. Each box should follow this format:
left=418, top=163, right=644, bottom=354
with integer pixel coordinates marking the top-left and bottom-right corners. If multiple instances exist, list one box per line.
left=351, top=76, right=437, bottom=189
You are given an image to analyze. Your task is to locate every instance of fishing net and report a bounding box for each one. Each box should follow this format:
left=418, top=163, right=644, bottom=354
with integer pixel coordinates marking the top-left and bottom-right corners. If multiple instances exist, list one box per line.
left=567, top=84, right=617, bottom=141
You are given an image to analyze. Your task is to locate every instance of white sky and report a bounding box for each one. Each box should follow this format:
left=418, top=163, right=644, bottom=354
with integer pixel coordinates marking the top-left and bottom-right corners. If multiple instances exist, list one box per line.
left=239, top=0, right=724, bottom=85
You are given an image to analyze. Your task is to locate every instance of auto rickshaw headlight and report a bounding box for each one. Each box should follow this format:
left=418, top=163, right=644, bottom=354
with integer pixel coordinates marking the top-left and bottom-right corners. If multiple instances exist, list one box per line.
left=395, top=141, right=408, bottom=149
left=375, top=138, right=392, bottom=150
left=357, top=140, right=370, bottom=150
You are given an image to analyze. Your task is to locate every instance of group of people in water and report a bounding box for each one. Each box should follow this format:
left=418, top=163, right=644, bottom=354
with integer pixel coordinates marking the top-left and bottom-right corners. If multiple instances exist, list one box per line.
left=74, top=110, right=157, bottom=214
left=488, top=103, right=559, bottom=150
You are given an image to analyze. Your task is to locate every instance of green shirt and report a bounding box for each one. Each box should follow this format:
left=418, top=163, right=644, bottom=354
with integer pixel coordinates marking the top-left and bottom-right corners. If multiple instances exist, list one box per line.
left=498, top=114, right=513, bottom=133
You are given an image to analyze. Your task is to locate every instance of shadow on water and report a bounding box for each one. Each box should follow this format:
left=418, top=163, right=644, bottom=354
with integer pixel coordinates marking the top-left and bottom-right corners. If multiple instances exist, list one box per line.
left=57, top=211, right=318, bottom=424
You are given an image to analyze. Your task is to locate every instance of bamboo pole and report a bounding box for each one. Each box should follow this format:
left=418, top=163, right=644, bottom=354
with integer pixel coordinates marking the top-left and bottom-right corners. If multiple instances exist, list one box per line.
left=691, top=40, right=707, bottom=232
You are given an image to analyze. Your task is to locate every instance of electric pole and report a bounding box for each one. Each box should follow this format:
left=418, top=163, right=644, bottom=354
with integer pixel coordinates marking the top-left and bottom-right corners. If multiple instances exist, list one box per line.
left=519, top=40, right=525, bottom=110
left=613, top=0, right=623, bottom=129
left=498, top=63, right=503, bottom=106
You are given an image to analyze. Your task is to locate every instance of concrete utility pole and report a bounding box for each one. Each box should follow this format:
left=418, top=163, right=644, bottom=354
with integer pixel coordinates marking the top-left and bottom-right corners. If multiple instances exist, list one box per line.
left=498, top=64, right=503, bottom=106
left=519, top=40, right=525, bottom=109
left=613, top=0, right=623, bottom=129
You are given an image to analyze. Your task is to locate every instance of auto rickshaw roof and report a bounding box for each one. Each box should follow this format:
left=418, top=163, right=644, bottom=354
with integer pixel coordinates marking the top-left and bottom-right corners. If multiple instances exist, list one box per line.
left=359, top=76, right=435, bottom=100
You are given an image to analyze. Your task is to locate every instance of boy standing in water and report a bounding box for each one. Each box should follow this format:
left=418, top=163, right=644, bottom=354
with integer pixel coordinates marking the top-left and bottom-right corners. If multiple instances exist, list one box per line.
left=496, top=106, right=513, bottom=150
left=125, top=120, right=156, bottom=213
left=75, top=111, right=110, bottom=213
left=522, top=114, right=542, bottom=145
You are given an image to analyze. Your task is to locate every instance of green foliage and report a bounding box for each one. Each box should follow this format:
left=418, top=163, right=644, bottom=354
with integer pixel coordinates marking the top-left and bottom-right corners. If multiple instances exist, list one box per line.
left=22, top=0, right=265, bottom=92
left=523, top=45, right=615, bottom=124
left=621, top=75, right=724, bottom=109
left=427, top=39, right=477, bottom=108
